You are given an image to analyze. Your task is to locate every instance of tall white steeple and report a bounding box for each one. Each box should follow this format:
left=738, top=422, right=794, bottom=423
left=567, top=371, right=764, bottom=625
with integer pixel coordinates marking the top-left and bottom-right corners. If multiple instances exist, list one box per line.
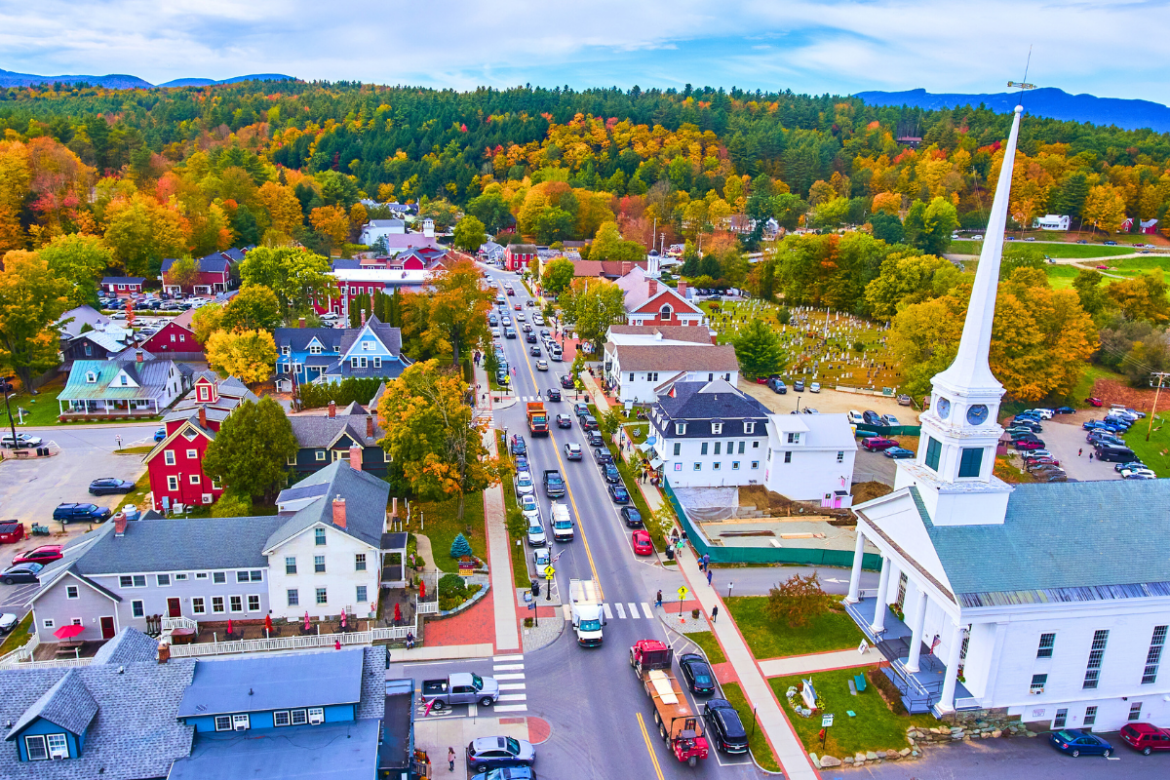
left=893, top=106, right=1026, bottom=526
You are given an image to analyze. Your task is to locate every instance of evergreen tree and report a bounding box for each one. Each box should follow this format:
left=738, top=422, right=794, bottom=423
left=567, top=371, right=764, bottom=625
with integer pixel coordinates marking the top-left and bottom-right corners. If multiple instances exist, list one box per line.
left=732, top=319, right=788, bottom=380
left=450, top=532, right=473, bottom=559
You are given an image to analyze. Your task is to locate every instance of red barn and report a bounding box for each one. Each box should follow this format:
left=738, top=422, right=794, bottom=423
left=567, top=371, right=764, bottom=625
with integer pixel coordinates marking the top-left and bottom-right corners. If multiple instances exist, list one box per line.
left=138, top=321, right=203, bottom=360
left=143, top=372, right=255, bottom=511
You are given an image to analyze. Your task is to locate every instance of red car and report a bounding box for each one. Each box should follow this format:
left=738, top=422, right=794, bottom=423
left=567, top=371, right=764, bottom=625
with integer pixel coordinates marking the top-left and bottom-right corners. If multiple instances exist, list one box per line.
left=1015, top=439, right=1045, bottom=450
left=1086, top=397, right=1104, bottom=407
left=862, top=437, right=897, bottom=451
left=632, top=530, right=654, bottom=556
left=12, top=545, right=63, bottom=566
left=1120, top=722, right=1170, bottom=755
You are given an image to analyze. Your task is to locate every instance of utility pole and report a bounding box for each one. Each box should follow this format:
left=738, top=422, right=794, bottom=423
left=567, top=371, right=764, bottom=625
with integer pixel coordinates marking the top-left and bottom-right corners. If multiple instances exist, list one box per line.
left=1, top=377, right=18, bottom=449
left=1148, top=372, right=1170, bottom=441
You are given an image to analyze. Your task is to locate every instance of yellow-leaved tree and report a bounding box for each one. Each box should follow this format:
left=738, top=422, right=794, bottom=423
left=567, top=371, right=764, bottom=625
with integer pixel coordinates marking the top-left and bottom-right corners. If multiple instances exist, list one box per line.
left=205, top=329, right=277, bottom=384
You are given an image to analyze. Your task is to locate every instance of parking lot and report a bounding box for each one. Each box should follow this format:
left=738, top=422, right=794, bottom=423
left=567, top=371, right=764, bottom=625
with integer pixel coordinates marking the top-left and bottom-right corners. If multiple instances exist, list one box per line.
left=1008, top=416, right=1129, bottom=482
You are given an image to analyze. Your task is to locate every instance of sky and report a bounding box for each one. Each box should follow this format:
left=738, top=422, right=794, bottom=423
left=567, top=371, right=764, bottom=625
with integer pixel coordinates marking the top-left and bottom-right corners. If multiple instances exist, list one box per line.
left=1, top=0, right=1168, bottom=103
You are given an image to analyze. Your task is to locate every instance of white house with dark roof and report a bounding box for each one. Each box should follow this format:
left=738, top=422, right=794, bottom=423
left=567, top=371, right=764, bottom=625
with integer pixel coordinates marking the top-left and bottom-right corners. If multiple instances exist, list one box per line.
left=845, top=106, right=1170, bottom=731
left=29, top=460, right=391, bottom=640
left=764, top=413, right=857, bottom=506
left=604, top=325, right=736, bottom=404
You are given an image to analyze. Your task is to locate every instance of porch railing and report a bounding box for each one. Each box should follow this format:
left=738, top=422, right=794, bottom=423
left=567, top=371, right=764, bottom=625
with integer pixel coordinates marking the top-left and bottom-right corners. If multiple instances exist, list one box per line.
left=168, top=623, right=415, bottom=658
left=161, top=616, right=199, bottom=632
left=0, top=632, right=40, bottom=668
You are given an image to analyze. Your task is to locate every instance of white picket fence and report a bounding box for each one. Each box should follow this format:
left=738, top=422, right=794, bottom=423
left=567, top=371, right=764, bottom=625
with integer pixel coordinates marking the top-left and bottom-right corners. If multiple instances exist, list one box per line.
left=0, top=632, right=40, bottom=668
left=169, top=623, right=415, bottom=658
left=416, top=601, right=439, bottom=615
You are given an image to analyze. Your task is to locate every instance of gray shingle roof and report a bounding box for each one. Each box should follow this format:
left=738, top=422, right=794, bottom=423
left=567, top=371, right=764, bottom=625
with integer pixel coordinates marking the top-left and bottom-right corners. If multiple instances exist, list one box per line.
left=90, top=626, right=161, bottom=666
left=654, top=380, right=770, bottom=438
left=177, top=647, right=365, bottom=718
left=924, top=480, right=1170, bottom=595
left=338, top=317, right=403, bottom=357
left=267, top=461, right=389, bottom=551
left=274, top=327, right=344, bottom=352
left=7, top=670, right=99, bottom=739
left=613, top=343, right=738, bottom=372
left=101, top=277, right=146, bottom=285
left=72, top=515, right=284, bottom=575
left=289, top=411, right=382, bottom=449
left=0, top=657, right=196, bottom=780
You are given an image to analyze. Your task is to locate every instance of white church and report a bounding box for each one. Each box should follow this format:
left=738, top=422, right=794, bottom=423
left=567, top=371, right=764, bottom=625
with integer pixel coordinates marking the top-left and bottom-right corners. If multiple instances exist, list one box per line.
left=844, top=106, right=1170, bottom=733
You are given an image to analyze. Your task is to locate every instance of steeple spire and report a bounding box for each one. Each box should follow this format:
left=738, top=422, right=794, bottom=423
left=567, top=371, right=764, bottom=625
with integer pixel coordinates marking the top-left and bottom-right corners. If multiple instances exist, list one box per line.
left=932, top=105, right=1025, bottom=393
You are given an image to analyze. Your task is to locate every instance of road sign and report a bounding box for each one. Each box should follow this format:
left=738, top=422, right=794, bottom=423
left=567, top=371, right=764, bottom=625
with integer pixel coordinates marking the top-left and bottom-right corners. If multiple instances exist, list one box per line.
left=677, top=586, right=689, bottom=599
left=544, top=565, right=555, bottom=578
left=821, top=714, right=834, bottom=728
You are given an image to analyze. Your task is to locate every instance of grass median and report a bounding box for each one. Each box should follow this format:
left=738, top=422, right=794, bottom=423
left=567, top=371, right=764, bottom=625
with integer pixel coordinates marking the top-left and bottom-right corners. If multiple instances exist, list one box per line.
left=684, top=630, right=727, bottom=665
left=497, top=430, right=531, bottom=589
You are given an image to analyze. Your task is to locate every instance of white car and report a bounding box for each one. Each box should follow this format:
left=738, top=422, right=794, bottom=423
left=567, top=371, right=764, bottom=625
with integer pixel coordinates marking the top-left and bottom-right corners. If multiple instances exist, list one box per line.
left=533, top=315, right=544, bottom=325
left=516, top=313, right=526, bottom=322
left=515, top=471, right=535, bottom=496
left=519, top=494, right=540, bottom=520
left=1, top=433, right=42, bottom=448
left=809, top=382, right=821, bottom=393
left=320, top=312, right=340, bottom=322
left=527, top=518, right=547, bottom=547
left=846, top=410, right=865, bottom=426
left=533, top=547, right=551, bottom=567
left=0, top=612, right=18, bottom=634
left=1029, top=408, right=1054, bottom=419
left=536, top=360, right=549, bottom=371
left=1121, top=467, right=1157, bottom=479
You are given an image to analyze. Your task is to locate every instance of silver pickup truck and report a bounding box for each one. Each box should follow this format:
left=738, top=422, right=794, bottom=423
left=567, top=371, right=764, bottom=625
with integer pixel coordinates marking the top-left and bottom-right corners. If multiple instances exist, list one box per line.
left=422, top=672, right=500, bottom=710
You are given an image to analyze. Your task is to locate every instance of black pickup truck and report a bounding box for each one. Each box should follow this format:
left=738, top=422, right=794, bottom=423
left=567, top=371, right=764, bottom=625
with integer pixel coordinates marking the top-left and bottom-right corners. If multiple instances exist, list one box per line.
left=543, top=469, right=566, bottom=498
left=53, top=503, right=112, bottom=523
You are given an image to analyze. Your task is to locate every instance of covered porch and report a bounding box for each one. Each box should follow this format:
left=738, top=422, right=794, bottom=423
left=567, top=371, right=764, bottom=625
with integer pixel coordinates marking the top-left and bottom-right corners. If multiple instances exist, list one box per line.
left=57, top=398, right=160, bottom=421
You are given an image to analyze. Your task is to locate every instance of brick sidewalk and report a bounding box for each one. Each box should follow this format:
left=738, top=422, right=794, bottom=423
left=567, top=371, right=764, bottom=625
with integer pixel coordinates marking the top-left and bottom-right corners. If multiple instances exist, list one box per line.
left=422, top=591, right=496, bottom=647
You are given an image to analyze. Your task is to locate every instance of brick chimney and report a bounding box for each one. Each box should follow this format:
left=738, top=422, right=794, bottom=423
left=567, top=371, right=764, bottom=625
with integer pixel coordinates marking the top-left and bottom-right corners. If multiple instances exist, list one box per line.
left=298, top=317, right=306, bottom=329
left=366, top=415, right=375, bottom=438
left=677, top=280, right=687, bottom=297
left=328, top=400, right=336, bottom=418
left=198, top=405, right=207, bottom=428
left=135, top=349, right=144, bottom=363
left=647, top=279, right=658, bottom=298
left=114, top=514, right=128, bottom=537
left=349, top=444, right=362, bottom=471
left=157, top=641, right=170, bottom=665
left=332, top=496, right=346, bottom=529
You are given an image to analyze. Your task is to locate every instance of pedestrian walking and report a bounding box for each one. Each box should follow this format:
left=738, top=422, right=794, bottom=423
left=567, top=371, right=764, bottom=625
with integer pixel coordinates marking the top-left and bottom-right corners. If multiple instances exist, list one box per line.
left=1078, top=448, right=1083, bottom=456
left=655, top=590, right=663, bottom=608
left=711, top=605, right=719, bottom=623
left=448, top=747, right=456, bottom=772
left=706, top=569, right=713, bottom=586
left=1088, top=452, right=1093, bottom=463
left=702, top=553, right=710, bottom=570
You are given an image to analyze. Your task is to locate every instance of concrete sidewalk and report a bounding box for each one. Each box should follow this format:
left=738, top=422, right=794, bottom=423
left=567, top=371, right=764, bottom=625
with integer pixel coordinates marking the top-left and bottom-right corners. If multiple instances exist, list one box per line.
left=386, top=643, right=495, bottom=664
left=634, top=479, right=817, bottom=780
left=476, top=359, right=521, bottom=653
left=758, top=649, right=882, bottom=678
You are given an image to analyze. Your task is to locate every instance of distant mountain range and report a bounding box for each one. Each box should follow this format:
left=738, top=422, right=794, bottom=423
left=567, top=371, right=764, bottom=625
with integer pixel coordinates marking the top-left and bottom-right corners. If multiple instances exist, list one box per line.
left=0, top=68, right=294, bottom=89
left=854, top=87, right=1170, bottom=133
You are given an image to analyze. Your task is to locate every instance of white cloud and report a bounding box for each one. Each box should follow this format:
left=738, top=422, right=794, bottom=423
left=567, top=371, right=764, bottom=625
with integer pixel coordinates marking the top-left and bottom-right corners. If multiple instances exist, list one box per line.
left=0, top=0, right=1165, bottom=102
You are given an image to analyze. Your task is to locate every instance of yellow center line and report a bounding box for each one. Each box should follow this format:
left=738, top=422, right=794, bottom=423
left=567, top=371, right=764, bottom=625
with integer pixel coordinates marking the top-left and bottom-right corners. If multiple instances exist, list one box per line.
left=517, top=309, right=604, bottom=599
left=636, top=712, right=666, bottom=780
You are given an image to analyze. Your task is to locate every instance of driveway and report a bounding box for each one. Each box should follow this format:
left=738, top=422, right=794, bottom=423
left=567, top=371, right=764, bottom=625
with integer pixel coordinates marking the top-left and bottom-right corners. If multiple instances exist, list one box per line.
left=1013, top=417, right=1125, bottom=482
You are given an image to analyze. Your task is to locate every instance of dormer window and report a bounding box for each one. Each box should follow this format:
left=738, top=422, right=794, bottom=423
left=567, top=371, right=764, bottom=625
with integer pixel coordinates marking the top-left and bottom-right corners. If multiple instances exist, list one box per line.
left=198, top=386, right=209, bottom=401
left=676, top=423, right=687, bottom=435
left=119, top=375, right=128, bottom=386
left=711, top=422, right=723, bottom=435
left=745, top=422, right=755, bottom=434
left=659, top=305, right=672, bottom=321
left=310, top=345, right=322, bottom=355
left=281, top=346, right=290, bottom=356
left=85, top=371, right=97, bottom=383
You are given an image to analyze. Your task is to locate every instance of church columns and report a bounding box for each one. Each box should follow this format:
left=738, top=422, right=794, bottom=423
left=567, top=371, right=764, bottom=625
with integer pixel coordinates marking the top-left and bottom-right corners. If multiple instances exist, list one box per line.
left=938, top=621, right=967, bottom=713
left=905, top=590, right=929, bottom=673
left=846, top=530, right=866, bottom=604
left=870, top=555, right=892, bottom=634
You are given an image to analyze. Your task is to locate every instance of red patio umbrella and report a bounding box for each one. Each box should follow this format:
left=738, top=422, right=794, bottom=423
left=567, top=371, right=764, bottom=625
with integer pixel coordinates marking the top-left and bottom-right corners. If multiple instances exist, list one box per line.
left=393, top=603, right=402, bottom=623
left=304, top=611, right=311, bottom=630
left=264, top=614, right=273, bottom=633
left=419, top=579, right=426, bottom=600
left=227, top=618, right=233, bottom=635
left=54, top=624, right=85, bottom=640
left=340, top=612, right=347, bottom=630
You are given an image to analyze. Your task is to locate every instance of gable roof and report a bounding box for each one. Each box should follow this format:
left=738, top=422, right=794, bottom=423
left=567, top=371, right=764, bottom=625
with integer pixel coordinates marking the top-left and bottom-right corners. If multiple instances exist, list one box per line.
left=274, top=327, right=344, bottom=352
left=59, top=359, right=177, bottom=402
left=57, top=306, right=111, bottom=339
left=289, top=408, right=384, bottom=449
left=612, top=343, right=739, bottom=372
left=161, top=253, right=231, bottom=274
left=90, top=626, right=161, bottom=666
left=67, top=330, right=127, bottom=353
left=615, top=266, right=702, bottom=315
left=607, top=325, right=713, bottom=345
left=7, top=669, right=99, bottom=739
left=101, top=277, right=146, bottom=285
left=177, top=647, right=365, bottom=718
left=267, top=461, right=389, bottom=551
left=338, top=316, right=403, bottom=358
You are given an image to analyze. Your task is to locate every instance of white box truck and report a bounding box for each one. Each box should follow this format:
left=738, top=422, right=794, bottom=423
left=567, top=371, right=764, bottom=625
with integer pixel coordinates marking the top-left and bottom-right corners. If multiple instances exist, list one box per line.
left=569, top=578, right=605, bottom=647
left=551, top=502, right=574, bottom=542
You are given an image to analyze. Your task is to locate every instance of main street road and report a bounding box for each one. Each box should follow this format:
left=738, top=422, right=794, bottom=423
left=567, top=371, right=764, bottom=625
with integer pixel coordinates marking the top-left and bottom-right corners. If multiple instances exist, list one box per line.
left=482, top=268, right=760, bottom=780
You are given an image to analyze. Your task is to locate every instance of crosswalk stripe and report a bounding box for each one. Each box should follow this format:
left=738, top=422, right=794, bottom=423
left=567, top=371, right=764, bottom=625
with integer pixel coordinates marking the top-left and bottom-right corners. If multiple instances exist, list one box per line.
left=628, top=602, right=640, bottom=619
left=602, top=603, right=613, bottom=619
left=641, top=602, right=654, bottom=619
left=468, top=704, right=478, bottom=718
left=498, top=694, right=527, bottom=702
left=494, top=673, right=525, bottom=681
left=615, top=602, right=626, bottom=619
left=494, top=705, right=528, bottom=713
left=493, top=663, right=525, bottom=671
left=499, top=683, right=526, bottom=691
left=494, top=654, right=524, bottom=662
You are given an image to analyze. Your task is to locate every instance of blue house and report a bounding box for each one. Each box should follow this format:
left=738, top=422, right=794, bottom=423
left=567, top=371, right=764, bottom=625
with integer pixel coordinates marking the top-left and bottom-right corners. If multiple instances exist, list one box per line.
left=274, top=316, right=408, bottom=392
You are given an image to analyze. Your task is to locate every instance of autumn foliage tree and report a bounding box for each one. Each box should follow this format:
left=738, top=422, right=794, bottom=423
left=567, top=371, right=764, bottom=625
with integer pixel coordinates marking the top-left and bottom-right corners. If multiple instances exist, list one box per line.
left=205, top=329, right=278, bottom=384
left=404, top=259, right=493, bottom=366
left=0, top=251, right=71, bottom=388
left=765, top=573, right=833, bottom=629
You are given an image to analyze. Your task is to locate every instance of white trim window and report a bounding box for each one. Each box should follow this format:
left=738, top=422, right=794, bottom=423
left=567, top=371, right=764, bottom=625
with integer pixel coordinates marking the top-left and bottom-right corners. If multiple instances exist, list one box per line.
left=711, top=422, right=723, bottom=434
left=186, top=448, right=198, bottom=460
left=212, top=596, right=225, bottom=613
left=132, top=600, right=145, bottom=618
left=229, top=596, right=243, bottom=612
left=157, top=574, right=171, bottom=587
left=165, top=451, right=176, bottom=466
left=232, top=714, right=250, bottom=730
left=66, top=585, right=79, bottom=599
left=248, top=595, right=261, bottom=612
left=192, top=598, right=205, bottom=615
left=676, top=423, right=687, bottom=435
left=744, top=422, right=755, bottom=434
left=215, top=715, right=232, bottom=731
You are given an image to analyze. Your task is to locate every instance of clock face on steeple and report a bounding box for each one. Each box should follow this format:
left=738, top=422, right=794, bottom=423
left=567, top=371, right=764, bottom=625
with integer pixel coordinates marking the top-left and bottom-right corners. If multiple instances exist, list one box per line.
left=966, top=404, right=989, bottom=425
left=935, top=397, right=951, bottom=420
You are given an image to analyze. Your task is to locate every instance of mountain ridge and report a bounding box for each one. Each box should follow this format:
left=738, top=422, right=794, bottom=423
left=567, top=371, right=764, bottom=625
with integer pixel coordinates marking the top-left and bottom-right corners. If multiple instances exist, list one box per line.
left=854, top=87, right=1170, bottom=133
left=0, top=68, right=294, bottom=89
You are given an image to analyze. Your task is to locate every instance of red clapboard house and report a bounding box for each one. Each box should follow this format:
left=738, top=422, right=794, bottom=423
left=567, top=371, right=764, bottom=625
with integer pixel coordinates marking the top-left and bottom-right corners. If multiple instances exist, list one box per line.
left=144, top=372, right=256, bottom=511
left=137, top=320, right=203, bottom=360
left=615, top=266, right=704, bottom=327
left=160, top=252, right=238, bottom=297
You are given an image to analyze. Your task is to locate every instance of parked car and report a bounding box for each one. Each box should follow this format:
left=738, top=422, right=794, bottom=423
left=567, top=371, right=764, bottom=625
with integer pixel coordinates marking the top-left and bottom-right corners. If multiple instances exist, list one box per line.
left=466, top=737, right=536, bottom=772
left=703, top=699, right=749, bottom=754
left=602, top=463, right=622, bottom=483
left=0, top=433, right=42, bottom=449
left=514, top=472, right=535, bottom=496
left=1114, top=461, right=1147, bottom=473
left=519, top=494, right=539, bottom=520
left=769, top=378, right=787, bottom=394
left=1014, top=439, right=1046, bottom=450
left=1086, top=396, right=1104, bottom=407
left=0, top=612, right=18, bottom=634
left=846, top=410, right=864, bottom=426
left=1054, top=406, right=1075, bottom=415
left=1049, top=729, right=1113, bottom=758
left=884, top=447, right=914, bottom=459
left=632, top=529, right=654, bottom=556
left=897, top=394, right=913, bottom=406
left=1, top=562, right=43, bottom=584
left=1123, top=469, right=1157, bottom=480
left=862, top=437, right=897, bottom=451
left=809, top=382, right=821, bottom=393
left=11, top=545, right=63, bottom=566
left=89, top=478, right=136, bottom=496
left=608, top=484, right=630, bottom=504
left=881, top=414, right=900, bottom=426
left=678, top=653, right=716, bottom=696
left=580, top=415, right=598, bottom=431
left=586, top=430, right=604, bottom=447
left=573, top=401, right=589, bottom=417
left=1119, top=722, right=1170, bottom=755
left=593, top=448, right=614, bottom=467
left=53, top=503, right=112, bottom=523
left=559, top=374, right=575, bottom=389
left=862, top=410, right=882, bottom=426
left=793, top=380, right=805, bottom=392
left=510, top=436, right=527, bottom=456
left=620, top=506, right=643, bottom=527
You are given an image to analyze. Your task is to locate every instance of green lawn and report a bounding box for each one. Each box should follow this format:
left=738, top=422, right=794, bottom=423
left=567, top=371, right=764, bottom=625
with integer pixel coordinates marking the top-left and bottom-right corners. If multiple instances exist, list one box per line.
left=951, top=240, right=1137, bottom=258
left=417, top=493, right=488, bottom=573
left=719, top=682, right=781, bottom=772
left=769, top=669, right=937, bottom=757
left=0, top=613, right=34, bottom=658
left=685, top=630, right=727, bottom=665
left=1124, top=416, right=1170, bottom=477
left=0, top=384, right=66, bottom=427
left=725, top=597, right=863, bottom=659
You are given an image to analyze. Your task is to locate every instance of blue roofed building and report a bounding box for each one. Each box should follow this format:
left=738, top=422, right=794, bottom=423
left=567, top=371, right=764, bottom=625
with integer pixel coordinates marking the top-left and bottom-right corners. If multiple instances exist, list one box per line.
left=274, top=317, right=408, bottom=392
left=845, top=106, right=1170, bottom=732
